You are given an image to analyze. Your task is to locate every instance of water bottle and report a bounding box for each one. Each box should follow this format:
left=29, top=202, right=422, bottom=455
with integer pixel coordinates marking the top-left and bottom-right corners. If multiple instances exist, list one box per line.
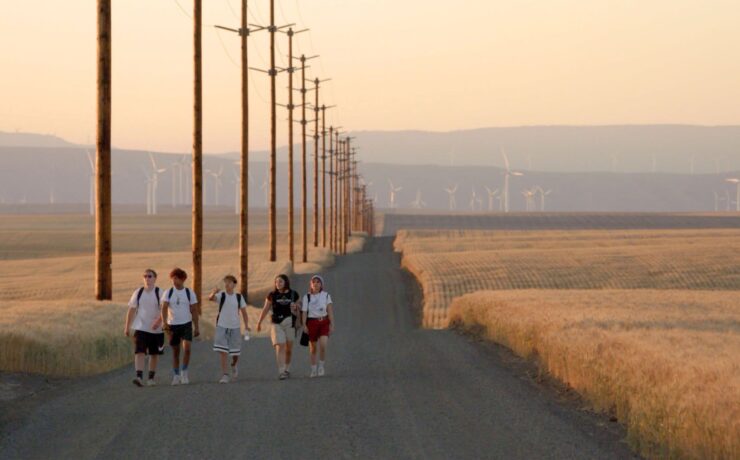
left=244, top=330, right=250, bottom=341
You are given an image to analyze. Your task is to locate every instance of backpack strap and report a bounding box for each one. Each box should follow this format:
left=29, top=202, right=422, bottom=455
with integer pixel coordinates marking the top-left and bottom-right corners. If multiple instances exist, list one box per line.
left=185, top=287, right=192, bottom=303
left=236, top=293, right=243, bottom=309
left=167, top=287, right=174, bottom=303
left=154, top=287, right=161, bottom=306
left=217, top=292, right=226, bottom=323
left=136, top=287, right=145, bottom=306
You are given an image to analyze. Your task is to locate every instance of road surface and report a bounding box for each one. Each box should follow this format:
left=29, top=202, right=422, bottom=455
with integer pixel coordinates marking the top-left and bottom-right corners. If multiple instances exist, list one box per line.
left=0, top=238, right=635, bottom=459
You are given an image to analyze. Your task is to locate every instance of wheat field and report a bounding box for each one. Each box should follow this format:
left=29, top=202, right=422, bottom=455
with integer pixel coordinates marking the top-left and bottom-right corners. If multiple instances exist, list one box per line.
left=395, top=229, right=740, bottom=328
left=0, top=212, right=364, bottom=376
left=449, top=290, right=740, bottom=459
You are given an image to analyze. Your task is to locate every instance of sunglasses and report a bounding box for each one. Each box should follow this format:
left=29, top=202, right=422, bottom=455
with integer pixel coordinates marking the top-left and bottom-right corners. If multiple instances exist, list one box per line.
left=143, top=274, right=155, bottom=279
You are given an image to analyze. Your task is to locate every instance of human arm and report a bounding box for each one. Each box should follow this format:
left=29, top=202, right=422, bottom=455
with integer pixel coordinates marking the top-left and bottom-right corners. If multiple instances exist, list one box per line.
left=240, top=308, right=250, bottom=332
left=124, top=308, right=135, bottom=336
left=256, top=297, right=272, bottom=333
left=161, top=302, right=170, bottom=331
left=207, top=288, right=219, bottom=302
left=327, top=303, right=334, bottom=333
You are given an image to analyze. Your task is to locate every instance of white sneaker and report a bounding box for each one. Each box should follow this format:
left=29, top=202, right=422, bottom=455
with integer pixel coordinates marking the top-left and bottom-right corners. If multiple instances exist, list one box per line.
left=171, top=374, right=181, bottom=386
left=146, top=379, right=157, bottom=387
left=310, top=367, right=318, bottom=378
left=219, top=374, right=230, bottom=384
left=318, top=365, right=325, bottom=377
left=132, top=377, right=143, bottom=387
left=231, top=365, right=238, bottom=381
left=181, top=370, right=189, bottom=385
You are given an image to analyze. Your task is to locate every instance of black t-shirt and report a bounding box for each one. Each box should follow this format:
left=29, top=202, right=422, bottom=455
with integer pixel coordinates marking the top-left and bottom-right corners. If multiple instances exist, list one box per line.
left=267, top=289, right=300, bottom=323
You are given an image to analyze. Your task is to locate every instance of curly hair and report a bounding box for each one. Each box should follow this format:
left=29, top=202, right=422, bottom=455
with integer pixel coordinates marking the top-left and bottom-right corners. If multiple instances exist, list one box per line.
left=169, top=267, right=188, bottom=280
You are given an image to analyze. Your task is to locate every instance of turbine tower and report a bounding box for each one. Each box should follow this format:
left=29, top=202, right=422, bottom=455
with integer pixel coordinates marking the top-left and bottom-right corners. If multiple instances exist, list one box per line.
left=206, top=165, right=224, bottom=207
left=388, top=179, right=402, bottom=209
left=726, top=178, right=740, bottom=212
left=444, top=184, right=458, bottom=210
left=501, top=148, right=523, bottom=213
left=148, top=153, right=167, bottom=215
left=484, top=186, right=498, bottom=211
left=410, top=189, right=426, bottom=209
left=534, top=186, right=552, bottom=211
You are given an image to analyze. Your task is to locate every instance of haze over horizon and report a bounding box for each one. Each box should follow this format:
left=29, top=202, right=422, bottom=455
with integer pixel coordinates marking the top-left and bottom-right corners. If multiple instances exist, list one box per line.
left=3, top=1, right=740, bottom=154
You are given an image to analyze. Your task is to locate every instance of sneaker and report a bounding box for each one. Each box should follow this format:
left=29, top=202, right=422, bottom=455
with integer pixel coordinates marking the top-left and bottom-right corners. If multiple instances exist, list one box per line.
left=231, top=365, right=238, bottom=381
left=310, top=368, right=318, bottom=378
left=278, top=371, right=288, bottom=380
left=219, top=374, right=230, bottom=384
left=285, top=369, right=291, bottom=377
left=146, top=379, right=157, bottom=387
left=181, top=370, right=189, bottom=385
left=171, top=374, right=181, bottom=386
left=132, top=377, right=143, bottom=387
left=318, top=365, right=325, bottom=377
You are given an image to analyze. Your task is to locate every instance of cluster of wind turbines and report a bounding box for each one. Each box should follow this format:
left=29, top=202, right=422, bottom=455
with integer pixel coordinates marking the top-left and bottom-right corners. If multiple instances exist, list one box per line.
left=715, top=178, right=740, bottom=212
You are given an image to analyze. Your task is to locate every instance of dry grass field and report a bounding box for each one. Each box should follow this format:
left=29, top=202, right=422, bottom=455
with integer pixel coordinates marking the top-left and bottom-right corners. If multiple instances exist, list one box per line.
left=0, top=212, right=365, bottom=376
left=395, top=229, right=740, bottom=328
left=449, top=290, right=740, bottom=459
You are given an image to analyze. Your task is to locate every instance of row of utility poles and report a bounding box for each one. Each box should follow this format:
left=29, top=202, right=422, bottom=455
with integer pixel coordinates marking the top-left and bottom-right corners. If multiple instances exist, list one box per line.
left=94, top=0, right=375, bottom=301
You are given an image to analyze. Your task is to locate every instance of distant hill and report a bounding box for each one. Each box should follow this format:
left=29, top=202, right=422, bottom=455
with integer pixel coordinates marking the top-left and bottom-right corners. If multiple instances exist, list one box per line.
left=0, top=131, right=76, bottom=148
left=349, top=125, right=740, bottom=174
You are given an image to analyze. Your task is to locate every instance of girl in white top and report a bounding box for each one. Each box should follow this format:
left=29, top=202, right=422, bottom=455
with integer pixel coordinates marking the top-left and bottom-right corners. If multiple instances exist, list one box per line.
left=301, top=275, right=334, bottom=378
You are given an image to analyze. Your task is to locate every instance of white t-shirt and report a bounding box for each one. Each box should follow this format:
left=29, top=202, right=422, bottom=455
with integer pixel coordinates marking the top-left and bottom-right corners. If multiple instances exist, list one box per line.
left=301, top=291, right=333, bottom=318
left=164, top=287, right=198, bottom=325
left=128, top=287, right=163, bottom=334
left=212, top=291, right=246, bottom=329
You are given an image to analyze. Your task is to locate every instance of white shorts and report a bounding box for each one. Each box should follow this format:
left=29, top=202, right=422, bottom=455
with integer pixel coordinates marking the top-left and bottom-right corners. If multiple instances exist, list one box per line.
left=213, top=326, right=241, bottom=356
left=270, top=317, right=295, bottom=346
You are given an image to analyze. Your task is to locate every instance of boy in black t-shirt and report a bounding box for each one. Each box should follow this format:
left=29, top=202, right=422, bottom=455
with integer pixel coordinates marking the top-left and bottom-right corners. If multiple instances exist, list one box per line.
left=257, top=274, right=301, bottom=380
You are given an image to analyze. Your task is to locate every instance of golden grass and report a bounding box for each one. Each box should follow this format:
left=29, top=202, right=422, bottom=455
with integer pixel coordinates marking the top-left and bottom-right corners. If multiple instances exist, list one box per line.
left=0, top=212, right=366, bottom=377
left=395, top=229, right=740, bottom=328
left=448, top=290, right=740, bottom=459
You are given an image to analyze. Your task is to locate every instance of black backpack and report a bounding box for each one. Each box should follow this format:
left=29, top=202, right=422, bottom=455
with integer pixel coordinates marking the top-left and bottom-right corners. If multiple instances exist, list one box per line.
left=136, top=286, right=161, bottom=307
left=218, top=292, right=243, bottom=323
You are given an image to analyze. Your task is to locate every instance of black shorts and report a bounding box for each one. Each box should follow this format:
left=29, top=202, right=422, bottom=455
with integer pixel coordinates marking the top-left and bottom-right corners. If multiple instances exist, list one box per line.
left=167, top=322, right=193, bottom=346
left=134, top=330, right=165, bottom=355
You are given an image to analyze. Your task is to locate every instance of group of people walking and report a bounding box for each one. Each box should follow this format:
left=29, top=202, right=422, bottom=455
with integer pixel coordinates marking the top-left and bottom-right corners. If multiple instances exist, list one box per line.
left=123, top=268, right=334, bottom=386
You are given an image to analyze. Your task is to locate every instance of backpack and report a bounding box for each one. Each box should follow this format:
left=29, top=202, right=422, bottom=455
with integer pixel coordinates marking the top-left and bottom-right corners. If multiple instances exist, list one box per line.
left=218, top=292, right=243, bottom=324
left=136, top=286, right=161, bottom=307
left=167, top=287, right=191, bottom=305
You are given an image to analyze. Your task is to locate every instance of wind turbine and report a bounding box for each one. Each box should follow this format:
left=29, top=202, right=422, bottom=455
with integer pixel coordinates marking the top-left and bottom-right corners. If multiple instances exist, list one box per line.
left=148, top=153, right=167, bottom=215
left=232, top=168, right=240, bottom=215
left=534, top=186, right=552, bottom=211
left=501, top=148, right=523, bottom=213
left=713, top=191, right=721, bottom=212
left=85, top=150, right=95, bottom=215
left=141, top=167, right=153, bottom=215
left=206, top=165, right=224, bottom=207
left=484, top=186, right=498, bottom=211
left=388, top=179, right=402, bottom=209
left=469, top=187, right=478, bottom=211
left=726, top=178, right=740, bottom=212
left=410, top=189, right=426, bottom=209
left=522, top=189, right=536, bottom=211
left=444, top=184, right=458, bottom=210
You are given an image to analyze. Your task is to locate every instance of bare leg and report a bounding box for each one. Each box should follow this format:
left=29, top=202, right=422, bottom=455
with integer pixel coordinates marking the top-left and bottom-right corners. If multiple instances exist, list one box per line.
left=318, top=336, right=328, bottom=361
left=171, top=345, right=181, bottom=369
left=231, top=355, right=239, bottom=366
left=182, top=340, right=191, bottom=367
left=219, top=352, right=228, bottom=375
left=275, top=343, right=286, bottom=371
left=148, top=355, right=159, bottom=372
left=134, top=353, right=145, bottom=372
left=285, top=340, right=294, bottom=367
left=309, top=341, right=318, bottom=366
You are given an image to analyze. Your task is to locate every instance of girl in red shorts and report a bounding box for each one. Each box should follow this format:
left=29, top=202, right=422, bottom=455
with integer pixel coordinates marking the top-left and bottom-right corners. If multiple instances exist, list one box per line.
left=300, top=275, right=334, bottom=377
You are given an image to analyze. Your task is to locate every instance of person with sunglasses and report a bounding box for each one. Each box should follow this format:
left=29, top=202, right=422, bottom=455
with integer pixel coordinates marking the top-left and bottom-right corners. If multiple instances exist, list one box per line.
left=124, top=269, right=164, bottom=387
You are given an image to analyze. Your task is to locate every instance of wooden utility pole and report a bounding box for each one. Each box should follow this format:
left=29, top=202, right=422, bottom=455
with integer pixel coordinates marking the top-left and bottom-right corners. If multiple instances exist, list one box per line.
left=328, top=126, right=334, bottom=250
left=319, top=104, right=335, bottom=247
left=299, top=55, right=309, bottom=263
left=95, top=0, right=112, bottom=300
left=268, top=0, right=277, bottom=262
left=333, top=129, right=342, bottom=252
left=312, top=78, right=320, bottom=248
left=192, top=0, right=203, bottom=308
left=239, top=0, right=249, bottom=294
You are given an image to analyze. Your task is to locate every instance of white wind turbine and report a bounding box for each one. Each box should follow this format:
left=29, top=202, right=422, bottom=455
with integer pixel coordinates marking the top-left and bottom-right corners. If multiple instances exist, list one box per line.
left=410, top=189, right=426, bottom=209
left=148, top=153, right=167, bottom=215
left=388, top=179, right=402, bottom=209
left=206, top=165, right=224, bottom=207
left=534, top=186, right=552, bottom=211
left=726, top=178, right=740, bottom=212
left=261, top=175, right=268, bottom=208
left=469, top=187, right=478, bottom=211
left=141, top=167, right=153, bottom=215
left=484, top=186, right=498, bottom=212
left=522, top=188, right=537, bottom=212
left=85, top=150, right=95, bottom=215
left=443, top=184, right=458, bottom=210
left=713, top=191, right=721, bottom=212
left=501, top=148, right=523, bottom=213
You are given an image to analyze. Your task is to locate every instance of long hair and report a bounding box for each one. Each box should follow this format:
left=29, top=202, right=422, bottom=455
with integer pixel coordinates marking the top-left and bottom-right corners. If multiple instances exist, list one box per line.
left=273, top=274, right=291, bottom=293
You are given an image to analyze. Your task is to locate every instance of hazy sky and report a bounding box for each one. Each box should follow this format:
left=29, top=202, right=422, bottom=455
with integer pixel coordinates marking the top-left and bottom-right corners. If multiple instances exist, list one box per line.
left=2, top=1, right=740, bottom=153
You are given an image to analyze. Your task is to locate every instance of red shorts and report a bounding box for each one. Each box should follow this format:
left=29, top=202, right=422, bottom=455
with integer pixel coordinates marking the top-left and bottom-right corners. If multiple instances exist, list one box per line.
left=307, top=317, right=331, bottom=342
